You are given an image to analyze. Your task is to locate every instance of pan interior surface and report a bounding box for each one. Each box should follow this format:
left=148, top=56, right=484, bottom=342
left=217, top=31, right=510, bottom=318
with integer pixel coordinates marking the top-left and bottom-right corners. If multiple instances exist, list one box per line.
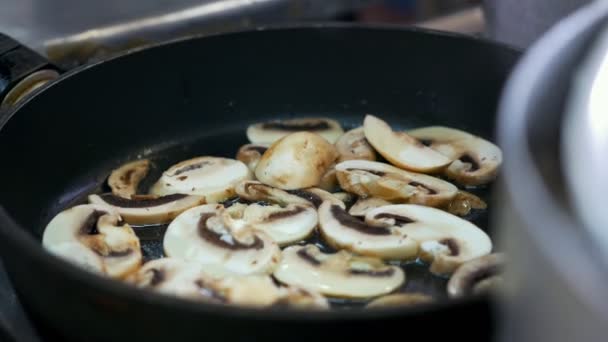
left=0, top=26, right=519, bottom=340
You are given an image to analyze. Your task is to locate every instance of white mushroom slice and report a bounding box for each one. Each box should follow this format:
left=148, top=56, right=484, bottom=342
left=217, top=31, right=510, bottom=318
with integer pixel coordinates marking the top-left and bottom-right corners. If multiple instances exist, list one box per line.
left=247, top=117, right=344, bottom=144
left=366, top=205, right=492, bottom=275
left=236, top=144, right=269, bottom=171
left=349, top=197, right=392, bottom=217
left=88, top=193, right=205, bottom=225
left=274, top=245, right=405, bottom=298
left=42, top=204, right=142, bottom=278
left=332, top=192, right=355, bottom=206
left=363, top=115, right=451, bottom=172
left=336, top=127, right=377, bottom=162
left=286, top=187, right=346, bottom=209
left=255, top=132, right=338, bottom=190
left=318, top=201, right=418, bottom=260
left=366, top=293, right=433, bottom=308
left=336, top=160, right=458, bottom=207
left=447, top=253, right=505, bottom=298
left=132, top=258, right=281, bottom=306
left=275, top=286, right=329, bottom=309
left=235, top=181, right=323, bottom=245
left=108, top=159, right=150, bottom=198
left=150, top=157, right=252, bottom=202
left=445, top=191, right=487, bottom=217
left=408, top=126, right=502, bottom=186
left=164, top=204, right=280, bottom=275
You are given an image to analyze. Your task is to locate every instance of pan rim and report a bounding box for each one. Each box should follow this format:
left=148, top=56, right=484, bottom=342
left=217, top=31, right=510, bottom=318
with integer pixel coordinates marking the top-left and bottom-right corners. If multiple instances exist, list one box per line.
left=0, top=23, right=508, bottom=321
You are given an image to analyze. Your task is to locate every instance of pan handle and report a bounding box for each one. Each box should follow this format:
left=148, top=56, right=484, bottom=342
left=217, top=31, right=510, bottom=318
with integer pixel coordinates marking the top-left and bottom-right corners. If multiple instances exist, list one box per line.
left=0, top=34, right=61, bottom=110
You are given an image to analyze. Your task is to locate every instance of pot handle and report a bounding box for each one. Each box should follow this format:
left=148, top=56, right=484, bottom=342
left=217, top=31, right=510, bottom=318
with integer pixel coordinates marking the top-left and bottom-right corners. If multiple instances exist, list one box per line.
left=0, top=33, right=61, bottom=110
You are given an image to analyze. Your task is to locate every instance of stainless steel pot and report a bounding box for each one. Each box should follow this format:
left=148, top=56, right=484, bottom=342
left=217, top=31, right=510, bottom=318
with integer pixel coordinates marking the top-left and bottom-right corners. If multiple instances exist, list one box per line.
left=496, top=1, right=608, bottom=341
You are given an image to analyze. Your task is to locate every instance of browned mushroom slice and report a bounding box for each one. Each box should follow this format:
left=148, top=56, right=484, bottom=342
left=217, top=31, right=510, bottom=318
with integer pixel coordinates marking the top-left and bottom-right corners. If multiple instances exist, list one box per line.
left=132, top=258, right=283, bottom=307
left=236, top=144, right=269, bottom=172
left=363, top=115, right=451, bottom=172
left=274, top=244, right=405, bottom=298
left=163, top=204, right=281, bottom=275
left=335, top=160, right=458, bottom=207
left=42, top=204, right=142, bottom=278
left=366, top=293, right=434, bottom=308
left=447, top=253, right=505, bottom=298
left=108, top=159, right=150, bottom=198
left=88, top=193, right=205, bottom=225
left=366, top=205, right=492, bottom=275
left=335, top=127, right=377, bottom=162
left=150, top=156, right=252, bottom=202
left=318, top=165, right=339, bottom=192
left=274, top=286, right=329, bottom=309
left=318, top=201, right=417, bottom=260
left=445, top=191, right=487, bottom=217
left=255, top=132, right=338, bottom=190
left=407, top=126, right=502, bottom=186
left=247, top=117, right=344, bottom=144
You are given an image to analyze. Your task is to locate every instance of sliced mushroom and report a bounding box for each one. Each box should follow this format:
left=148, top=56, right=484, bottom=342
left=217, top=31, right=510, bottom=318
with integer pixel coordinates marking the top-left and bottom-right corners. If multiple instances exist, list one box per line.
left=366, top=293, right=433, bottom=308
left=150, top=157, right=252, bottom=202
left=274, top=286, right=330, bottom=309
left=236, top=144, right=269, bottom=171
left=318, top=201, right=418, bottom=260
left=88, top=193, right=205, bottom=225
left=236, top=181, right=341, bottom=245
left=274, top=244, right=405, bottom=298
left=366, top=205, right=492, bottom=275
left=363, top=115, right=451, bottom=172
left=318, top=165, right=339, bottom=192
left=255, top=132, right=338, bottom=190
left=336, top=127, right=377, bottom=162
left=447, top=253, right=505, bottom=298
left=247, top=117, right=344, bottom=144
left=445, top=191, right=487, bottom=217
left=42, top=204, right=142, bottom=278
left=336, top=160, right=458, bottom=207
left=163, top=204, right=281, bottom=275
left=132, top=258, right=282, bottom=306
left=407, top=126, right=502, bottom=186
left=108, top=159, right=150, bottom=198
left=349, top=197, right=392, bottom=217
left=332, top=192, right=356, bottom=207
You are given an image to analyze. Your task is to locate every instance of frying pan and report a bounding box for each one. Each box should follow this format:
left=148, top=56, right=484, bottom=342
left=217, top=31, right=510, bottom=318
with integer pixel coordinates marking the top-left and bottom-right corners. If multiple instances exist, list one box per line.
left=0, top=24, right=519, bottom=341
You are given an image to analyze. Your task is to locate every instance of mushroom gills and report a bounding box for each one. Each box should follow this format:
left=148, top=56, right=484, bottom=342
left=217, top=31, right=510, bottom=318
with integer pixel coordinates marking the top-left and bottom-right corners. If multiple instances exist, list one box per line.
left=407, top=126, right=502, bottom=186
left=108, top=159, right=150, bottom=198
left=247, top=117, right=344, bottom=144
left=89, top=193, right=205, bottom=225
left=163, top=204, right=281, bottom=275
left=150, top=156, right=252, bottom=202
left=447, top=253, right=504, bottom=298
left=236, top=143, right=269, bottom=171
left=274, top=244, right=405, bottom=298
left=42, top=204, right=142, bottom=278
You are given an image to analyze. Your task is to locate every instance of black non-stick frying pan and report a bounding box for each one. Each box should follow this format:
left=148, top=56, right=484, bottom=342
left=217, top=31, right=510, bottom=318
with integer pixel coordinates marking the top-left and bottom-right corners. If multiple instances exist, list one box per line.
left=0, top=24, right=519, bottom=341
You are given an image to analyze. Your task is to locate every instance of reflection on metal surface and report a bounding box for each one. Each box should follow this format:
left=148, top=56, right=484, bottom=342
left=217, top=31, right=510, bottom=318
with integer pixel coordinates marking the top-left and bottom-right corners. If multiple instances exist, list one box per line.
left=0, top=69, right=59, bottom=110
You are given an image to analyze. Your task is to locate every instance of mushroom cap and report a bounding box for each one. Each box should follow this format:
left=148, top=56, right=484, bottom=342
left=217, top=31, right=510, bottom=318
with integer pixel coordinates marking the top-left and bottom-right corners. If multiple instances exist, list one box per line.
left=255, top=132, right=339, bottom=190
left=366, top=293, right=433, bottom=308
left=274, top=245, right=405, bottom=298
left=89, top=193, right=206, bottom=225
left=365, top=205, right=492, bottom=275
left=407, top=126, right=502, bottom=186
left=150, top=157, right=252, bottom=202
left=318, top=201, right=418, bottom=260
left=236, top=144, right=269, bottom=172
left=42, top=204, right=142, bottom=278
left=108, top=159, right=150, bottom=198
left=336, top=160, right=458, bottom=207
left=247, top=117, right=344, bottom=144
left=163, top=204, right=281, bottom=275
left=363, top=115, right=451, bottom=172
left=335, top=127, right=377, bottom=162
left=132, top=258, right=282, bottom=307
left=447, top=253, right=505, bottom=298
